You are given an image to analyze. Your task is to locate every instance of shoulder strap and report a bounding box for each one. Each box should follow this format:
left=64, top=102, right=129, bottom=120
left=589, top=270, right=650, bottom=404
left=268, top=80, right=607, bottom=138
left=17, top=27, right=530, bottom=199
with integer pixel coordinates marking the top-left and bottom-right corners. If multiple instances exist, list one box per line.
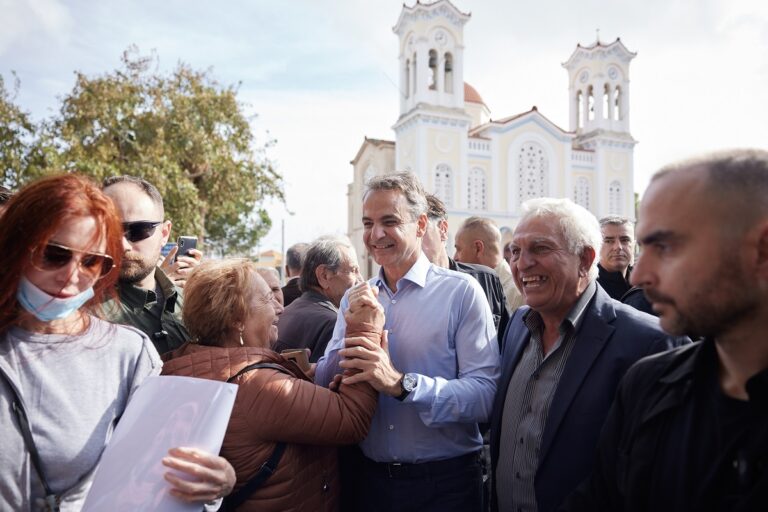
left=223, top=361, right=291, bottom=509
left=0, top=369, right=61, bottom=511
left=227, top=362, right=291, bottom=382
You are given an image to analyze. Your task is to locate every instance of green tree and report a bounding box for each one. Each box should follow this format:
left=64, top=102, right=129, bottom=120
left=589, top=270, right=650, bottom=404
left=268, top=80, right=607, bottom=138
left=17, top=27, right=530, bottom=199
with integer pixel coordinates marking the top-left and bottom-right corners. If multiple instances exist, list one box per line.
left=0, top=74, right=37, bottom=190
left=30, top=48, right=283, bottom=255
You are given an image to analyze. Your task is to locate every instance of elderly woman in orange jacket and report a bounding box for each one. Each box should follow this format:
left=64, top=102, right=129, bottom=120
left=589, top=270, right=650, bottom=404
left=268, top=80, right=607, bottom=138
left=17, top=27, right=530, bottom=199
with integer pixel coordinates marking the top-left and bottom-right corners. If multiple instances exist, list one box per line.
left=162, top=258, right=382, bottom=511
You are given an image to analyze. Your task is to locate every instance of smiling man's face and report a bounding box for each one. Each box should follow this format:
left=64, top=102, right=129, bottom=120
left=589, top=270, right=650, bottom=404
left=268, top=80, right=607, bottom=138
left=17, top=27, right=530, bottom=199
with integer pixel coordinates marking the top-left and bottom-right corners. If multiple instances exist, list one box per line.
left=510, top=215, right=588, bottom=322
left=362, top=188, right=426, bottom=281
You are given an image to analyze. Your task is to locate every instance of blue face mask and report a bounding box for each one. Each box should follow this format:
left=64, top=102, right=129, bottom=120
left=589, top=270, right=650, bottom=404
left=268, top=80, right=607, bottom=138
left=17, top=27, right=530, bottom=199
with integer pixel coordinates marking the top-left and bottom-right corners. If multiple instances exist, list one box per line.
left=16, top=276, right=95, bottom=322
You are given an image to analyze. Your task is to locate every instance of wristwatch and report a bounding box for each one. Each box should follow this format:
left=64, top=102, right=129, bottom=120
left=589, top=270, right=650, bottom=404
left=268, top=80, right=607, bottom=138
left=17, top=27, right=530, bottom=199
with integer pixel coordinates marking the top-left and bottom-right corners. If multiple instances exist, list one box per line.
left=396, top=373, right=417, bottom=401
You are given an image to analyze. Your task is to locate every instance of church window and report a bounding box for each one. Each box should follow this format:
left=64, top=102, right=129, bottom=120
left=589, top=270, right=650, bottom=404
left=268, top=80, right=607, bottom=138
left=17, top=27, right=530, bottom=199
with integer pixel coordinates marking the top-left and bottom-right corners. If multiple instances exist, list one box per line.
left=614, top=86, right=622, bottom=121
left=574, top=177, right=591, bottom=210
left=576, top=90, right=584, bottom=129
left=518, top=142, right=548, bottom=204
left=434, top=164, right=453, bottom=207
left=603, top=84, right=610, bottom=119
left=405, top=59, right=410, bottom=99
left=429, top=50, right=438, bottom=90
left=609, top=180, right=623, bottom=214
left=412, top=53, right=418, bottom=95
left=468, top=167, right=487, bottom=210
left=444, top=53, right=454, bottom=94
left=587, top=86, right=595, bottom=121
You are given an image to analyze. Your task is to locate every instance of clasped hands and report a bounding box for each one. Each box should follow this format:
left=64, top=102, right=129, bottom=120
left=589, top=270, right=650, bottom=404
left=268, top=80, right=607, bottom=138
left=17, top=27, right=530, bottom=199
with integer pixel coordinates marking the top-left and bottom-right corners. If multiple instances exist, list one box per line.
left=335, top=283, right=403, bottom=397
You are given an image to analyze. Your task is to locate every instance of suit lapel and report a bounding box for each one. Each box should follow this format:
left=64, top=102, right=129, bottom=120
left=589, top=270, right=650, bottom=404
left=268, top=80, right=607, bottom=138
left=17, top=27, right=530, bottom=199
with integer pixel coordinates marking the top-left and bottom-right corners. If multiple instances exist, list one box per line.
left=538, top=290, right=616, bottom=462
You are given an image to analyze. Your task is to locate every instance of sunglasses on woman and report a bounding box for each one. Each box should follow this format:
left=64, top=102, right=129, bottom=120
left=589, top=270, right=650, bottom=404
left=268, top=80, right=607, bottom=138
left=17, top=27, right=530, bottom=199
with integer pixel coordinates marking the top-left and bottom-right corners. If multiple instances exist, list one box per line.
left=31, top=242, right=115, bottom=278
left=122, top=221, right=163, bottom=243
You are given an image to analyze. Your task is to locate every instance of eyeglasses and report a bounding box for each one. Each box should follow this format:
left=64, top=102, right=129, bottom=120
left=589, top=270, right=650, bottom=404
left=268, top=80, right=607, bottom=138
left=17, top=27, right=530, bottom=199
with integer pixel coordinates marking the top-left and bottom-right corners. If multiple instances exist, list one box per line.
left=31, top=242, right=115, bottom=279
left=122, top=221, right=163, bottom=243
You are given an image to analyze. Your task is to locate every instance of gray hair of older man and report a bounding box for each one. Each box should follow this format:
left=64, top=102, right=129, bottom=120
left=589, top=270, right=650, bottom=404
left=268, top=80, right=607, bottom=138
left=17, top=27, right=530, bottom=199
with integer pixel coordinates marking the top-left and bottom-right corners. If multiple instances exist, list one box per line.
left=285, top=242, right=309, bottom=274
left=598, top=215, right=634, bottom=229
left=299, top=235, right=355, bottom=293
left=519, top=197, right=603, bottom=282
left=365, top=171, right=428, bottom=221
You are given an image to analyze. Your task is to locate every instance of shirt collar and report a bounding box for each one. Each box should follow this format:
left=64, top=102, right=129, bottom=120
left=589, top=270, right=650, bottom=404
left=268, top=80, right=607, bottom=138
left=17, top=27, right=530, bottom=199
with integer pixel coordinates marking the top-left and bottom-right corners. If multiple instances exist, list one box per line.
left=374, top=253, right=431, bottom=292
left=524, top=280, right=597, bottom=335
left=118, top=267, right=179, bottom=311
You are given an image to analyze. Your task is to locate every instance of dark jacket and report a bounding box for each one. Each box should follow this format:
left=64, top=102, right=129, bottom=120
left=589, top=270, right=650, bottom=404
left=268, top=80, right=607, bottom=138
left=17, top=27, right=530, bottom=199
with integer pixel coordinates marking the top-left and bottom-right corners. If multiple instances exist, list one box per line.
left=620, top=286, right=655, bottom=316
left=281, top=278, right=302, bottom=307
left=491, top=285, right=687, bottom=512
left=596, top=263, right=632, bottom=301
left=104, top=267, right=189, bottom=355
left=562, top=339, right=768, bottom=512
left=449, top=258, right=509, bottom=344
left=161, top=344, right=377, bottom=512
left=274, top=290, right=338, bottom=362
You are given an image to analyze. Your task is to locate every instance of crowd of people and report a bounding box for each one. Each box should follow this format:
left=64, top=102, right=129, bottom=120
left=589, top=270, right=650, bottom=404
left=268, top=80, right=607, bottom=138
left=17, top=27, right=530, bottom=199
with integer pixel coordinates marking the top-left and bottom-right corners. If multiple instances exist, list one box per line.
left=0, top=147, right=766, bottom=511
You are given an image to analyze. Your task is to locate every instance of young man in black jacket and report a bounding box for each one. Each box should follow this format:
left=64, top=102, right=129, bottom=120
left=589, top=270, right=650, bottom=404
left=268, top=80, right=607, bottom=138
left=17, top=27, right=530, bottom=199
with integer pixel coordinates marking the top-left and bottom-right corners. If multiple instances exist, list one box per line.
left=564, top=149, right=768, bottom=511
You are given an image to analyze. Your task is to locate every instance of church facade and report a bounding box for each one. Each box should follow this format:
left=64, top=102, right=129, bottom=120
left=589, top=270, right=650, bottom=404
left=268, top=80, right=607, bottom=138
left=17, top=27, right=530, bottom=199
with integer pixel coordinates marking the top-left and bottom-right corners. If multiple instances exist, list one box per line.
left=348, top=0, right=637, bottom=277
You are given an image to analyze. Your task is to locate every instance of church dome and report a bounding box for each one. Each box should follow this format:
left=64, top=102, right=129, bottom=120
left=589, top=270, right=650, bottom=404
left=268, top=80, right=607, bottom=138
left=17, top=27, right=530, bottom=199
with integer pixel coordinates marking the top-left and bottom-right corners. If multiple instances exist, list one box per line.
left=464, top=82, right=486, bottom=105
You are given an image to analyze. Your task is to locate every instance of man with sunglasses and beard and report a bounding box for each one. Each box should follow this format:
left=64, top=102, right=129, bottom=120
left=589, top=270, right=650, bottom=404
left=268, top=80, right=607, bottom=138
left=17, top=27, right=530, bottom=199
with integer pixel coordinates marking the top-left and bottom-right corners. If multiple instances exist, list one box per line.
left=102, top=176, right=200, bottom=355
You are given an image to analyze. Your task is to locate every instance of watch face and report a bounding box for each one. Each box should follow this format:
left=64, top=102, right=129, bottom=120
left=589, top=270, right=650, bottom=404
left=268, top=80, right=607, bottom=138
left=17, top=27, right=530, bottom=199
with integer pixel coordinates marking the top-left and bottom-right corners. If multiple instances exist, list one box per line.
left=403, top=373, right=417, bottom=392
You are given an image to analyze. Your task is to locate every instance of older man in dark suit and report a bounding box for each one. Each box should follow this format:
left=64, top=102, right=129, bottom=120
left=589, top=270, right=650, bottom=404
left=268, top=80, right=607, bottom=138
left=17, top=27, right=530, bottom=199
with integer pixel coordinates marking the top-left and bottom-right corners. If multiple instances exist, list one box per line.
left=490, top=197, right=686, bottom=512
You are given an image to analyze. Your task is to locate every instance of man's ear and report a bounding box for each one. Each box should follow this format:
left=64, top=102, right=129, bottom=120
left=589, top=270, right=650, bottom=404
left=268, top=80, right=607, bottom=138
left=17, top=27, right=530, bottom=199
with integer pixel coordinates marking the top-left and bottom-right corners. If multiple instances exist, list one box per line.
left=160, top=220, right=172, bottom=246
left=416, top=213, right=428, bottom=238
left=315, top=265, right=330, bottom=290
left=752, top=220, right=768, bottom=279
left=438, top=219, right=449, bottom=242
left=473, top=239, right=484, bottom=257
left=579, top=246, right=597, bottom=276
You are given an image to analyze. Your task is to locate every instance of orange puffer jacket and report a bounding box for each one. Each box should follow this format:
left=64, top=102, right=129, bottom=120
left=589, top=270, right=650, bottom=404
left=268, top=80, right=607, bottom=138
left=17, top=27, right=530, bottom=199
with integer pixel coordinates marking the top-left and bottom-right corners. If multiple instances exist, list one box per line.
left=161, top=344, right=377, bottom=512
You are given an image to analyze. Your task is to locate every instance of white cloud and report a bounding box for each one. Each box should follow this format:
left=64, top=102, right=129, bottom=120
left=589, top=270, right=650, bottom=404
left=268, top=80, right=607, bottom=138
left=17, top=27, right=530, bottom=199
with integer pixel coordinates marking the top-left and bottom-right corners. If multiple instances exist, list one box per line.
left=0, top=0, right=73, bottom=55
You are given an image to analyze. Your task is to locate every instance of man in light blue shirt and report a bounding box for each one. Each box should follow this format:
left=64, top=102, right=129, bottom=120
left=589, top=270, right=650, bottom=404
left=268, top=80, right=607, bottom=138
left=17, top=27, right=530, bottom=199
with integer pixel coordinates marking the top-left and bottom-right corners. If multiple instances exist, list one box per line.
left=316, top=172, right=500, bottom=512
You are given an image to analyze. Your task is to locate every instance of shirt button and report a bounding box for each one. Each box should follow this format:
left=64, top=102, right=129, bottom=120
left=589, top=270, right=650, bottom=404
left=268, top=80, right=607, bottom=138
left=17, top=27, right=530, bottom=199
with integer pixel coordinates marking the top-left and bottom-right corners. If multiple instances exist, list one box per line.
left=391, top=299, right=397, bottom=304
left=389, top=425, right=394, bottom=430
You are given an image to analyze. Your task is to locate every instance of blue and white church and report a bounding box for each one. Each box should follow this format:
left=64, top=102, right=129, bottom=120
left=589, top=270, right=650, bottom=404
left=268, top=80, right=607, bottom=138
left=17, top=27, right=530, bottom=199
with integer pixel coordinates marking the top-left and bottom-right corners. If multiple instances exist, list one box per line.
left=348, top=0, right=637, bottom=277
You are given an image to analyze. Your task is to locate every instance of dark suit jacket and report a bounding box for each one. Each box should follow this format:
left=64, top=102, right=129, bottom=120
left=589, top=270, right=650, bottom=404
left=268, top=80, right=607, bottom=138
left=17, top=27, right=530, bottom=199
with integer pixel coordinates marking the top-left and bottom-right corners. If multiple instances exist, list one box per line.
left=490, top=285, right=686, bottom=512
left=281, top=277, right=302, bottom=307
left=274, top=290, right=338, bottom=362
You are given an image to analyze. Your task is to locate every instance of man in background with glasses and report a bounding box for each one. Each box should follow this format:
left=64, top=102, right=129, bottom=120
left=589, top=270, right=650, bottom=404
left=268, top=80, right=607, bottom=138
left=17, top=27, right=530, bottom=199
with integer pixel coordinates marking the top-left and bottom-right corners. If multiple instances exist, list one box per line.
left=102, top=175, right=200, bottom=354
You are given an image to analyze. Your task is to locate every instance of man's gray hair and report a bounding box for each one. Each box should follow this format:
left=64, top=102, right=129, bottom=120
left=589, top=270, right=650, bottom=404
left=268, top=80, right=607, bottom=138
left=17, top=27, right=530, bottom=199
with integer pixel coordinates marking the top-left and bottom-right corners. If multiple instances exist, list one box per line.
left=599, top=216, right=634, bottom=229
left=256, top=266, right=280, bottom=281
left=102, top=175, right=164, bottom=214
left=285, top=243, right=309, bottom=273
left=426, top=194, right=447, bottom=222
left=300, top=235, right=354, bottom=293
left=365, top=171, right=428, bottom=221
left=519, top=197, right=602, bottom=281
left=459, top=216, right=502, bottom=250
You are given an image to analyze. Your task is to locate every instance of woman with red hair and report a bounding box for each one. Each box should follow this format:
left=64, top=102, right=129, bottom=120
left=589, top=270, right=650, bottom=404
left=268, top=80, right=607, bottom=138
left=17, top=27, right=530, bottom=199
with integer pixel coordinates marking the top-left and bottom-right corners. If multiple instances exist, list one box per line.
left=0, top=174, right=232, bottom=510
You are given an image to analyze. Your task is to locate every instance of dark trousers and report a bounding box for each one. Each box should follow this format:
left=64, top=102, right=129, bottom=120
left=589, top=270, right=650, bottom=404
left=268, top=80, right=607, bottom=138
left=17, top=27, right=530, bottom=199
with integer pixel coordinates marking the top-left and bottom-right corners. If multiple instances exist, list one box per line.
left=341, top=447, right=483, bottom=512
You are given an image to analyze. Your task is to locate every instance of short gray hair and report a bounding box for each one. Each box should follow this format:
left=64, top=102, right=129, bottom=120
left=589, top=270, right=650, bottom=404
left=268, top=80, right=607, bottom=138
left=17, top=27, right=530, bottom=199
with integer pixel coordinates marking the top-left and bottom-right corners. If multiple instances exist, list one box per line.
left=364, top=171, right=428, bottom=221
left=300, top=235, right=354, bottom=292
left=285, top=243, right=308, bottom=273
left=459, top=216, right=502, bottom=254
left=599, top=216, right=634, bottom=229
left=519, top=197, right=602, bottom=281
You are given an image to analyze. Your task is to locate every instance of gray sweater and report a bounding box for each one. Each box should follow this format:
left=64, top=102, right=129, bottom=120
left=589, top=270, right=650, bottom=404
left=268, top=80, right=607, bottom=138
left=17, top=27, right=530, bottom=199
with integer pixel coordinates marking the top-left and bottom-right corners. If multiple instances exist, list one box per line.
left=0, top=316, right=161, bottom=511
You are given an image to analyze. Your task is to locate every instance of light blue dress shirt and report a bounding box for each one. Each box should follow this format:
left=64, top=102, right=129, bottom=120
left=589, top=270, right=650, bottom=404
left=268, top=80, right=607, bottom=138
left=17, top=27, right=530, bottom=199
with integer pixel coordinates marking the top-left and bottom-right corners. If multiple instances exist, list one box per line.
left=316, top=253, right=500, bottom=463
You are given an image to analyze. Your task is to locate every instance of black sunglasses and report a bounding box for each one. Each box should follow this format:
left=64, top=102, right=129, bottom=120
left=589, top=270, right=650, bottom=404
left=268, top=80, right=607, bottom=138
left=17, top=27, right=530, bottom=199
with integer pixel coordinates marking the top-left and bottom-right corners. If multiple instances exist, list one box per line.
left=31, top=242, right=115, bottom=278
left=122, top=221, right=163, bottom=243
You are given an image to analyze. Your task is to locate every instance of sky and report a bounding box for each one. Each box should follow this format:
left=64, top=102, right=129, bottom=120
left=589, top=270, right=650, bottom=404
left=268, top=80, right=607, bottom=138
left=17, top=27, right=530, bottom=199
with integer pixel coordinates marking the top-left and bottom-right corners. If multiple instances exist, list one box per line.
left=2, top=0, right=767, bottom=255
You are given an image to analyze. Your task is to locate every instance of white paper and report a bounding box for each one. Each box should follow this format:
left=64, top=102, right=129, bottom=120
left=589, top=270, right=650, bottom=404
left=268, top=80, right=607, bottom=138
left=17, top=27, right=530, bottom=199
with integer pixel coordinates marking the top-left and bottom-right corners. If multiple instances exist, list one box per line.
left=82, top=375, right=238, bottom=512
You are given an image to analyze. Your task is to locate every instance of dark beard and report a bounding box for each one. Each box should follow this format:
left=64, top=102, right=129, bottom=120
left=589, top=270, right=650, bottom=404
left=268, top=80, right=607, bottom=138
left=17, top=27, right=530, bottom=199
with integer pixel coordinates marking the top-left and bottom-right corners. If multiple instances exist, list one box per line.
left=119, top=257, right=157, bottom=285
